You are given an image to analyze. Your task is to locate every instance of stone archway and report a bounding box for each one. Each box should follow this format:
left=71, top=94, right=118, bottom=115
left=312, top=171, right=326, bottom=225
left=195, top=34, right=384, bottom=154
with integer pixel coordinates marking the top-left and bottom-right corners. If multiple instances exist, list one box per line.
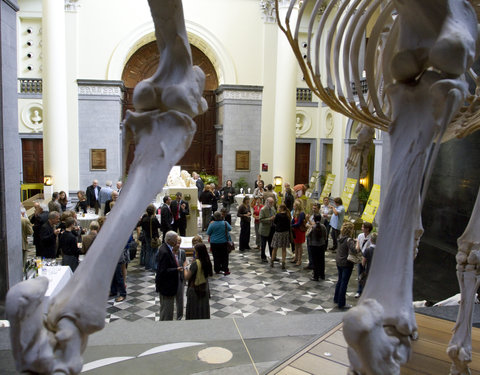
left=121, top=41, right=218, bottom=175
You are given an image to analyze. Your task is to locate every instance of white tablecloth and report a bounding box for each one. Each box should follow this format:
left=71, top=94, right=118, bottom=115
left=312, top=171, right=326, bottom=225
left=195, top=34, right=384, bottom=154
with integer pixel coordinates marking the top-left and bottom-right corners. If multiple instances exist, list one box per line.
left=77, top=213, right=100, bottom=229
left=39, top=266, right=73, bottom=298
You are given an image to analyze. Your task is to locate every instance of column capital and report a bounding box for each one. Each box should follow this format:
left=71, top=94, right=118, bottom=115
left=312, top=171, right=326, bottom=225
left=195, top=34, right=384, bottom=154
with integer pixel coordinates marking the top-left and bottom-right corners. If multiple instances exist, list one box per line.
left=65, top=0, right=81, bottom=12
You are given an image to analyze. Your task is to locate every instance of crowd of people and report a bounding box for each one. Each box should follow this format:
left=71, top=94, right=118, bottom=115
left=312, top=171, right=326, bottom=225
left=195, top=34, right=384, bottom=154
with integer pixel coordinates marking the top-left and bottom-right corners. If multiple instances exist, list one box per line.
left=22, top=173, right=378, bottom=320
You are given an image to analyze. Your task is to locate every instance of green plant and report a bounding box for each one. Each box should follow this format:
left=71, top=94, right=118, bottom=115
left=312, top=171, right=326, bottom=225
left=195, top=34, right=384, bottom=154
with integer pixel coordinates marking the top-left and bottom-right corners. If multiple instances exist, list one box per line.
left=199, top=173, right=218, bottom=186
left=234, top=177, right=249, bottom=191
left=358, top=188, right=370, bottom=204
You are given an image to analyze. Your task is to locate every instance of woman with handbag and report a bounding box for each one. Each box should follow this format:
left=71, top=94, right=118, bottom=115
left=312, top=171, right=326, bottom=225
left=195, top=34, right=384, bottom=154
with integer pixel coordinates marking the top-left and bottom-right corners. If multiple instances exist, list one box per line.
left=138, top=204, right=161, bottom=271
left=185, top=243, right=213, bottom=319
left=206, top=211, right=232, bottom=275
left=291, top=199, right=307, bottom=266
left=270, top=204, right=291, bottom=269
left=333, top=221, right=356, bottom=309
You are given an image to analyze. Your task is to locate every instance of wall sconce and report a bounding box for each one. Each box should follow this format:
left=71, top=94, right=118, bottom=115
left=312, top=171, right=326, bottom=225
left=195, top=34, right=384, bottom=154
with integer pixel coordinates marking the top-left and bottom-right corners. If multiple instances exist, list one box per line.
left=43, top=175, right=53, bottom=186
left=274, top=176, right=283, bottom=187
left=359, top=178, right=367, bottom=186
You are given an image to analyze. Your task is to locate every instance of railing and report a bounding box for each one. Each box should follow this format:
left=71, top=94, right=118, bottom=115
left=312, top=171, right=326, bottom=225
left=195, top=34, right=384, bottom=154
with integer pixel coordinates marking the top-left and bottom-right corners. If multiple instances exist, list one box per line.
left=21, top=183, right=44, bottom=202
left=18, top=78, right=43, bottom=94
left=297, top=88, right=312, bottom=102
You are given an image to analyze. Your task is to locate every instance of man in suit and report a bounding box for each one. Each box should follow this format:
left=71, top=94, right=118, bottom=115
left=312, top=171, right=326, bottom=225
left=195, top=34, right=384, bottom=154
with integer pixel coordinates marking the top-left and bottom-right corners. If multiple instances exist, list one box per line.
left=30, top=203, right=49, bottom=257
left=104, top=190, right=119, bottom=216
left=86, top=179, right=101, bottom=214
left=39, top=211, right=61, bottom=258
left=192, top=172, right=204, bottom=196
left=160, top=195, right=173, bottom=242
left=173, top=236, right=187, bottom=320
left=155, top=231, right=181, bottom=321
left=170, top=192, right=189, bottom=237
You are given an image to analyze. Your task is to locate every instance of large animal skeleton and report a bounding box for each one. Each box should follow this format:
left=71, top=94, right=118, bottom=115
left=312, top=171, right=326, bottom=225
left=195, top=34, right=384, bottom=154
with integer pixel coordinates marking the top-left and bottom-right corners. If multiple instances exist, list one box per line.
left=276, top=0, right=480, bottom=374
left=5, top=0, right=206, bottom=373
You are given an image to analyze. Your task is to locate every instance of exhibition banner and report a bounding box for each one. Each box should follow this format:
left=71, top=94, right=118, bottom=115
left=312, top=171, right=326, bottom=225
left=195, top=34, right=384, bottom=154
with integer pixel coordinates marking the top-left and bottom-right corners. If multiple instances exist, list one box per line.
left=341, top=178, right=357, bottom=211
left=361, top=184, right=381, bottom=223
left=320, top=174, right=335, bottom=200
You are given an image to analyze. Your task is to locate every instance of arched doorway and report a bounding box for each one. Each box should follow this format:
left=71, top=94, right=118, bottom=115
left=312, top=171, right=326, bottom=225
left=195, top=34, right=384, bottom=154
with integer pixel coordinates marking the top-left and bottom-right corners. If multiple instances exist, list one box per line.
left=121, top=41, right=218, bottom=175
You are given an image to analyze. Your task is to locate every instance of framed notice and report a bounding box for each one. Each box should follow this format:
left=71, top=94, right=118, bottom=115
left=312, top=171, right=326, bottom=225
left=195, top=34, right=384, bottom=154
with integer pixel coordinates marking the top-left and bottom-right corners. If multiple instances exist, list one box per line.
left=235, top=151, right=250, bottom=171
left=90, top=149, right=107, bottom=170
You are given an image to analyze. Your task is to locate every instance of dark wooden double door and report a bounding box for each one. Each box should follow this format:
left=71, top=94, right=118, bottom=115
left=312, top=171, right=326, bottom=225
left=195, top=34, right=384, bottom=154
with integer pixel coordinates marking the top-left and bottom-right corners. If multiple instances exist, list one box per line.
left=22, top=139, right=43, bottom=183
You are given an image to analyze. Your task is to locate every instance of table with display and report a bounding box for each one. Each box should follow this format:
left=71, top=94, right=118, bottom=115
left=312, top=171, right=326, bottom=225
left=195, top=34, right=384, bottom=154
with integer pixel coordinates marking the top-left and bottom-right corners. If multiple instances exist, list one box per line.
left=77, top=213, right=100, bottom=230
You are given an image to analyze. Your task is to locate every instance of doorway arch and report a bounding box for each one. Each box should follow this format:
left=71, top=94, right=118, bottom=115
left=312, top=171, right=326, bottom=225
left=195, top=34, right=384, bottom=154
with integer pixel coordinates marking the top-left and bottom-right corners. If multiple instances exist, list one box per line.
left=121, top=41, right=219, bottom=175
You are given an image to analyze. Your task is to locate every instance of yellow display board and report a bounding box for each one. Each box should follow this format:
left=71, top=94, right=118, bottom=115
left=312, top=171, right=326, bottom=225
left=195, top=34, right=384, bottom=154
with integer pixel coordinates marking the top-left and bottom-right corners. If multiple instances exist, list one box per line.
left=341, top=178, right=357, bottom=211
left=361, top=184, right=381, bottom=223
left=320, top=174, right=335, bottom=200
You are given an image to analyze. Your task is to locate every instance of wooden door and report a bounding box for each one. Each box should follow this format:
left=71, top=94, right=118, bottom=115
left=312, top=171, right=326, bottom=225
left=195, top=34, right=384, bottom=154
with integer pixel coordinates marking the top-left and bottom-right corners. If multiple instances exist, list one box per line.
left=22, top=139, right=43, bottom=183
left=295, top=143, right=310, bottom=185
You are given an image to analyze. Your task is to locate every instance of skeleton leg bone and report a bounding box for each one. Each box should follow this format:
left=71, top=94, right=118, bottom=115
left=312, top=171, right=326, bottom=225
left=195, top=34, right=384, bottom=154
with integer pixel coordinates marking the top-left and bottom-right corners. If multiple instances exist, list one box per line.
left=6, top=1, right=204, bottom=373
left=448, top=186, right=480, bottom=375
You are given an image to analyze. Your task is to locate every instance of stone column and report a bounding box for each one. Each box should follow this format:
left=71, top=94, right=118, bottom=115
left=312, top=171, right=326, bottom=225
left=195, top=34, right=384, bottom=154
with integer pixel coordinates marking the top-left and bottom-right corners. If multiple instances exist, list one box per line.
left=41, top=0, right=69, bottom=193
left=272, top=0, right=298, bottom=186
left=0, top=0, right=22, bottom=299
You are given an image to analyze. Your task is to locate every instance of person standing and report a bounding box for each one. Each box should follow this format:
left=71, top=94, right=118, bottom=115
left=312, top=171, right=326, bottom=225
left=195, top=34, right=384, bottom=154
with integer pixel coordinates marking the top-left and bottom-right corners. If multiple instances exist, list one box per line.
left=253, top=180, right=265, bottom=202
left=211, top=183, right=220, bottom=213
left=140, top=204, right=161, bottom=270
left=116, top=181, right=123, bottom=194
left=305, top=202, right=321, bottom=270
left=185, top=243, right=213, bottom=320
left=160, top=196, right=173, bottom=242
left=237, top=196, right=252, bottom=251
left=252, top=198, right=264, bottom=249
left=333, top=222, right=356, bottom=310
left=329, top=197, right=345, bottom=252
left=320, top=197, right=333, bottom=242
left=39, top=211, right=61, bottom=259
left=254, top=174, right=264, bottom=189
left=171, top=192, right=190, bottom=236
left=48, top=192, right=62, bottom=213
left=291, top=199, right=307, bottom=266
left=307, top=215, right=328, bottom=281
left=354, top=222, right=373, bottom=298
left=173, top=236, right=187, bottom=320
left=58, top=191, right=68, bottom=212
left=270, top=204, right=291, bottom=270
left=30, top=203, right=48, bottom=258
left=81, top=221, right=99, bottom=254
left=86, top=179, right=101, bottom=214
left=220, top=179, right=235, bottom=212
left=283, top=186, right=295, bottom=212
left=259, top=197, right=276, bottom=263
left=199, top=185, right=215, bottom=231
left=104, top=190, right=119, bottom=216
left=192, top=172, right=204, bottom=196
left=206, top=211, right=232, bottom=275
left=155, top=231, right=182, bottom=321
left=98, top=181, right=113, bottom=215
left=21, top=213, right=33, bottom=266
left=58, top=217, right=80, bottom=272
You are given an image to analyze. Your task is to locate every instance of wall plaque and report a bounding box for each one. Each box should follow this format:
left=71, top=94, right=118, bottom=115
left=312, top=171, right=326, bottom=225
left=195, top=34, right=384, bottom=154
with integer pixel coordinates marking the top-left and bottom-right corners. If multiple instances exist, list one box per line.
left=90, top=149, right=107, bottom=170
left=235, top=151, right=250, bottom=171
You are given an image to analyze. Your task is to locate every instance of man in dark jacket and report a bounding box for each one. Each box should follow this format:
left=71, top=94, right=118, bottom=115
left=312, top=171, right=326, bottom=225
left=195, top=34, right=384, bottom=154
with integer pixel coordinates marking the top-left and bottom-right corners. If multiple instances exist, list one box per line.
left=30, top=202, right=49, bottom=257
left=39, top=211, right=61, bottom=258
left=155, top=231, right=181, bottom=321
left=170, top=192, right=189, bottom=237
left=160, top=195, right=173, bottom=242
left=86, top=179, right=101, bottom=214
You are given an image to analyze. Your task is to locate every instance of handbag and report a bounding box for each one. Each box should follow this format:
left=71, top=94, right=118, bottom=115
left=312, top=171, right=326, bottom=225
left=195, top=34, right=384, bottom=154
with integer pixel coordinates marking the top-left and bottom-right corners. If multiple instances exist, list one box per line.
left=225, top=222, right=235, bottom=253
left=299, top=217, right=308, bottom=232
left=150, top=217, right=160, bottom=248
left=347, top=248, right=363, bottom=264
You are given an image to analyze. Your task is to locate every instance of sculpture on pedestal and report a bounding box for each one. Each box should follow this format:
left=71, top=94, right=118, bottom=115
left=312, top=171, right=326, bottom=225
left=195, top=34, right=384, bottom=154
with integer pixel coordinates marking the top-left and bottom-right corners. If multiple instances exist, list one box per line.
left=6, top=0, right=206, bottom=373
left=276, top=0, right=480, bottom=374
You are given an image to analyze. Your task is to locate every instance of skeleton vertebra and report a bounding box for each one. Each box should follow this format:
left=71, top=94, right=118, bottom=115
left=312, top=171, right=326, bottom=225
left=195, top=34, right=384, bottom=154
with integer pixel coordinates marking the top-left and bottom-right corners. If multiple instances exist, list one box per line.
left=276, top=0, right=479, bottom=374
left=6, top=1, right=205, bottom=373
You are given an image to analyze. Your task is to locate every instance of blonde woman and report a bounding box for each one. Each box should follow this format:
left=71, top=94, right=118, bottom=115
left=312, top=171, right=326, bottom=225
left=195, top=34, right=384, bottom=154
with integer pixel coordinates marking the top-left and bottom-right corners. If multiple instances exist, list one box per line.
left=291, top=199, right=307, bottom=266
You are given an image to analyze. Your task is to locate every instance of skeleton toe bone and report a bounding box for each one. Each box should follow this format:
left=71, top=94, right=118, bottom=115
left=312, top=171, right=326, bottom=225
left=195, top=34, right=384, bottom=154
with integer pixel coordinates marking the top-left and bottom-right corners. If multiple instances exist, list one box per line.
left=343, top=299, right=411, bottom=375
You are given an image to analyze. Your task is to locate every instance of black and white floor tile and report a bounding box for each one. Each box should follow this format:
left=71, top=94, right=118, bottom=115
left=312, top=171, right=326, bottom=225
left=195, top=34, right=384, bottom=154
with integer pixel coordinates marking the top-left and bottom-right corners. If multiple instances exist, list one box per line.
left=105, top=214, right=360, bottom=323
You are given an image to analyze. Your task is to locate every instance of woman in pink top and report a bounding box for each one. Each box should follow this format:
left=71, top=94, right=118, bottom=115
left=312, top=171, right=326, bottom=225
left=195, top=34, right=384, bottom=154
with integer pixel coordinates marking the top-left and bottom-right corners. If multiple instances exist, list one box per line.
left=252, top=197, right=264, bottom=249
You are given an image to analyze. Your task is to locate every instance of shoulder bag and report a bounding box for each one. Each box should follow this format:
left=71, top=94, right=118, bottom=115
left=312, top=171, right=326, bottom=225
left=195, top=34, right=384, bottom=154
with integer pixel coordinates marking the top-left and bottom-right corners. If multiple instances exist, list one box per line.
left=150, top=217, right=160, bottom=248
left=225, top=222, right=235, bottom=253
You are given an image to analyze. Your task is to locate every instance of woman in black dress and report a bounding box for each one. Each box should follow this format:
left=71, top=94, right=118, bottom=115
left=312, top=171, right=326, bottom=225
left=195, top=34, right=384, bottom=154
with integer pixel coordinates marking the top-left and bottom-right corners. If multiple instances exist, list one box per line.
left=237, top=196, right=252, bottom=251
left=185, top=243, right=213, bottom=320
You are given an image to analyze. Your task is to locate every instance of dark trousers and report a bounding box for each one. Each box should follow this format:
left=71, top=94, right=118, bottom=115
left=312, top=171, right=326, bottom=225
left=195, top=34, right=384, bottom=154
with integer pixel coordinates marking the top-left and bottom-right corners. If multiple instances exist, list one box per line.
left=310, top=245, right=326, bottom=280
left=356, top=263, right=365, bottom=294
left=62, top=255, right=79, bottom=273
left=260, top=229, right=274, bottom=260
left=239, top=220, right=251, bottom=250
left=331, top=228, right=340, bottom=249
left=211, top=242, right=229, bottom=273
left=110, top=263, right=126, bottom=297
left=333, top=265, right=353, bottom=308
left=324, top=220, right=331, bottom=241
left=173, top=220, right=186, bottom=237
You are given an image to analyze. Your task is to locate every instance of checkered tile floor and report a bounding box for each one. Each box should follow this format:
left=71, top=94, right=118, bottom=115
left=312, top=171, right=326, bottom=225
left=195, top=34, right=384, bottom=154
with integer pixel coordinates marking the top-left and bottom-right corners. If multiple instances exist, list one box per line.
left=105, top=214, right=360, bottom=323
